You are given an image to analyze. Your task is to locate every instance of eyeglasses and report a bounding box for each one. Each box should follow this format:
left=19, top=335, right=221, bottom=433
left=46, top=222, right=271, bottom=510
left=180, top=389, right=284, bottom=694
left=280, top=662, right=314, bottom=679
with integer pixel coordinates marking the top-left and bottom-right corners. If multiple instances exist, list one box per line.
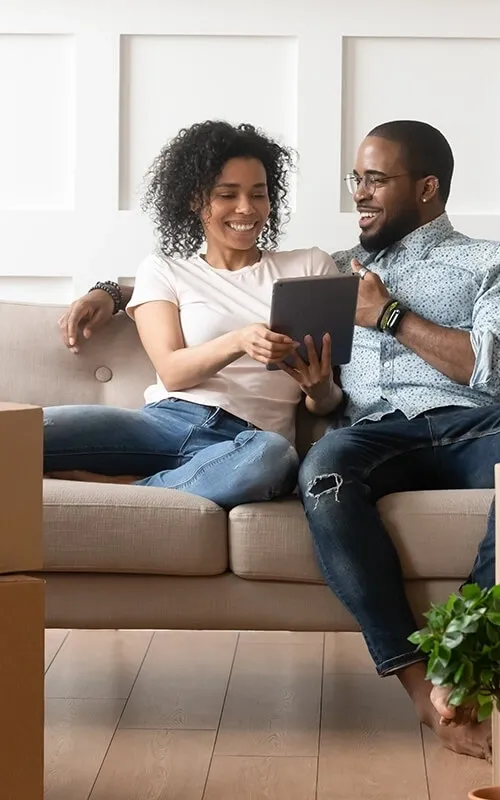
left=344, top=172, right=410, bottom=198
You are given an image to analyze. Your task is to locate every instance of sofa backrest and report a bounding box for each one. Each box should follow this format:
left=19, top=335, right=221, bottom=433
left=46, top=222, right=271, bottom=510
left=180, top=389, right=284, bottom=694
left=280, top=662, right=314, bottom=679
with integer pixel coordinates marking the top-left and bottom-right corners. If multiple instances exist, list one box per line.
left=0, top=301, right=331, bottom=455
left=0, top=301, right=154, bottom=409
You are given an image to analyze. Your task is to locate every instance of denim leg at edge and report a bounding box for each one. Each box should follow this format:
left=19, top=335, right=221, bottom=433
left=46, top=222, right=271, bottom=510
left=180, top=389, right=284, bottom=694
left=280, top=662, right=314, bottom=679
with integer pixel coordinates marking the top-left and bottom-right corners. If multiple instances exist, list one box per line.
left=44, top=400, right=299, bottom=509
left=136, top=428, right=299, bottom=508
left=298, top=406, right=499, bottom=676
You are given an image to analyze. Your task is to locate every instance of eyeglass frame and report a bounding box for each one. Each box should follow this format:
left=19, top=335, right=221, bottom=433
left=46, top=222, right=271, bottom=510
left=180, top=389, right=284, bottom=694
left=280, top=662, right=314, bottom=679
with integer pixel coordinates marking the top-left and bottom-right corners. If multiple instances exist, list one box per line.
left=343, top=172, right=411, bottom=197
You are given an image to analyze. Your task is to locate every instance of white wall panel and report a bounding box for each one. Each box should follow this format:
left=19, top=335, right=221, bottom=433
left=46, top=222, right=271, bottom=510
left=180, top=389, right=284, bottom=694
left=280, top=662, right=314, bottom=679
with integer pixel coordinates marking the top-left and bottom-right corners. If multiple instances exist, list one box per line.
left=0, top=276, right=72, bottom=303
left=119, top=34, right=298, bottom=210
left=341, top=36, right=500, bottom=214
left=0, top=0, right=499, bottom=301
left=0, top=34, right=75, bottom=210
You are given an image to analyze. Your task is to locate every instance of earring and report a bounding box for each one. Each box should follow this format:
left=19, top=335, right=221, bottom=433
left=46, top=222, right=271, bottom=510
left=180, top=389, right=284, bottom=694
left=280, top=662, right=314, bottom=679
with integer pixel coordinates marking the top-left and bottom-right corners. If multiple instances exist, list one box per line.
left=422, top=198, right=427, bottom=203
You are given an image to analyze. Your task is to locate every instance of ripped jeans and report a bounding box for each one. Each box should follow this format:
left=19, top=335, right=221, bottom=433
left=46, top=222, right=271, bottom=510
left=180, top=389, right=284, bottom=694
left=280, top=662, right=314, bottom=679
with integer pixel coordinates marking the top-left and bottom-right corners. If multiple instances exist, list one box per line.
left=44, top=399, right=299, bottom=509
left=298, top=405, right=498, bottom=675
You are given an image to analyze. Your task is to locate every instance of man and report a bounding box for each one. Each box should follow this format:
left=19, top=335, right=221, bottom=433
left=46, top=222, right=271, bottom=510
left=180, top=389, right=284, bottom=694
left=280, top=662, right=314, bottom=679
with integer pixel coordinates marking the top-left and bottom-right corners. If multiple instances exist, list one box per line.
left=299, top=120, right=498, bottom=761
left=59, top=120, right=498, bottom=759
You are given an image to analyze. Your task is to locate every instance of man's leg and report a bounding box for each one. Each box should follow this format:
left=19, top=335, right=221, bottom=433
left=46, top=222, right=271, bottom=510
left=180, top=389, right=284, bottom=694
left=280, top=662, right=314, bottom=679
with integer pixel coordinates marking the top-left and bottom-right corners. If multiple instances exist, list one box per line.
left=417, top=406, right=498, bottom=736
left=299, top=414, right=431, bottom=675
left=298, top=407, right=497, bottom=758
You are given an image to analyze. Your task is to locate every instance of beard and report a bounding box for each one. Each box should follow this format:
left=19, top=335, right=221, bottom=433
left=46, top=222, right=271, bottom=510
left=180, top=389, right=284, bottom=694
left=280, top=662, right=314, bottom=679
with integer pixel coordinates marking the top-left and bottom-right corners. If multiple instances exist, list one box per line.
left=360, top=206, right=421, bottom=253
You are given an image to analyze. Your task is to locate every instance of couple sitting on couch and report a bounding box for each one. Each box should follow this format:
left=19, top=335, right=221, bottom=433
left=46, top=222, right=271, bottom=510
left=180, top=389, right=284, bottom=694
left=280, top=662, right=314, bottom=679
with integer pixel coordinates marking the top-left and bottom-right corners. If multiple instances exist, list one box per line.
left=44, top=118, right=499, bottom=760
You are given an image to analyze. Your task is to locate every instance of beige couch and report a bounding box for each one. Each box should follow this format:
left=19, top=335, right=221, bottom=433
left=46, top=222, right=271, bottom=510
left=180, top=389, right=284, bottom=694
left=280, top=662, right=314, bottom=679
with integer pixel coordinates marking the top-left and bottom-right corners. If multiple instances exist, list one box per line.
left=0, top=300, right=493, bottom=632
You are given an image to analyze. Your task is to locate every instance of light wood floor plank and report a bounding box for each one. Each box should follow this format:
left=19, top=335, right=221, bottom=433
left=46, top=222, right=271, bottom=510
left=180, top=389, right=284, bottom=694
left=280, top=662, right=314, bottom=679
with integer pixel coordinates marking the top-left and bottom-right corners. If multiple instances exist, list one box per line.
left=318, top=673, right=428, bottom=800
left=324, top=632, right=377, bottom=675
left=119, top=631, right=238, bottom=730
left=44, top=698, right=124, bottom=800
left=239, top=631, right=324, bottom=645
left=422, top=725, right=492, bottom=800
left=45, top=630, right=153, bottom=699
left=215, top=640, right=323, bottom=757
left=203, top=756, right=317, bottom=800
left=45, top=629, right=70, bottom=673
left=89, top=729, right=215, bottom=800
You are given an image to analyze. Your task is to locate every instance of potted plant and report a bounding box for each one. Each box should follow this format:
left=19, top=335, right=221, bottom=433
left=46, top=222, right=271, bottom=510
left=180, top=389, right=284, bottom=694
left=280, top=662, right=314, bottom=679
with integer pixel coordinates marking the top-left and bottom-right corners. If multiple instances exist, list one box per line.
left=409, top=583, right=500, bottom=799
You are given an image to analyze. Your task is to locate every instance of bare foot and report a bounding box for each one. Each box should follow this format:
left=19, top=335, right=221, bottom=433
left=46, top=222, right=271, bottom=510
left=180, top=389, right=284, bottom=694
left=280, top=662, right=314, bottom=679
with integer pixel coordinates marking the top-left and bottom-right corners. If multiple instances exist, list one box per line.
left=44, top=470, right=142, bottom=484
left=430, top=684, right=475, bottom=726
left=398, top=662, right=492, bottom=761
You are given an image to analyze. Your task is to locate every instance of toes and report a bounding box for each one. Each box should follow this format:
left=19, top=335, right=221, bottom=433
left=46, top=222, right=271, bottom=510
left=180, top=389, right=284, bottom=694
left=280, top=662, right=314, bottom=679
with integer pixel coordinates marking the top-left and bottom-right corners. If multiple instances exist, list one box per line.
left=430, top=685, right=456, bottom=720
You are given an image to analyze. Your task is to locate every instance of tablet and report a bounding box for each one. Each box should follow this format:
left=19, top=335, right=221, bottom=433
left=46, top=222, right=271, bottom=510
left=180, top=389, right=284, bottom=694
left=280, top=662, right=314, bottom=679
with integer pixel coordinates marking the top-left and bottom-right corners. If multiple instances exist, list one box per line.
left=267, top=274, right=359, bottom=370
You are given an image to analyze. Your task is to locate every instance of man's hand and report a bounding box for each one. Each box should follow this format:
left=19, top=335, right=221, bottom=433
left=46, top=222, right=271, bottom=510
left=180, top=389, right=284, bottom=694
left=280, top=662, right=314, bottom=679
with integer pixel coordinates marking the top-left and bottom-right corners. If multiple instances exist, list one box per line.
left=352, top=258, right=390, bottom=328
left=278, top=334, right=342, bottom=415
left=59, top=290, right=115, bottom=353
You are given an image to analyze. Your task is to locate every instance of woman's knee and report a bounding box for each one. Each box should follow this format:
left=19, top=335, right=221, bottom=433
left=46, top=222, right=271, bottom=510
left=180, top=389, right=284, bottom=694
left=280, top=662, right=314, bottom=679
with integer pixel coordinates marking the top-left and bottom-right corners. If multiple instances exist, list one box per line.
left=237, top=430, right=299, bottom=493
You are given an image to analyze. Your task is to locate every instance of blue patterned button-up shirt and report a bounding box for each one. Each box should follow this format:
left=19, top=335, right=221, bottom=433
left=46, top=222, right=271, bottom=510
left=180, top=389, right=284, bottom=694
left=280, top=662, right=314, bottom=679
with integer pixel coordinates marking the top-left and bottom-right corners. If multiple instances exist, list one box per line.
left=332, top=214, right=500, bottom=425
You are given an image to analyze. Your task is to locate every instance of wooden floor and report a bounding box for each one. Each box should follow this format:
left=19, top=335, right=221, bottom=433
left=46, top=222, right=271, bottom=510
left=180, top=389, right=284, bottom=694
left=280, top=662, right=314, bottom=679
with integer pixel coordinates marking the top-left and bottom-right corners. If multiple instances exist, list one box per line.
left=44, top=629, right=491, bottom=800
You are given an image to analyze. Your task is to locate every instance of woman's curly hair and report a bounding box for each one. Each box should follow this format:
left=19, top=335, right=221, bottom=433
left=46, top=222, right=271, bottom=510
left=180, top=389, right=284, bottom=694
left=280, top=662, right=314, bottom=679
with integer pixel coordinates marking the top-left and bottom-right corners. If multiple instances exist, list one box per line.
left=141, top=120, right=295, bottom=257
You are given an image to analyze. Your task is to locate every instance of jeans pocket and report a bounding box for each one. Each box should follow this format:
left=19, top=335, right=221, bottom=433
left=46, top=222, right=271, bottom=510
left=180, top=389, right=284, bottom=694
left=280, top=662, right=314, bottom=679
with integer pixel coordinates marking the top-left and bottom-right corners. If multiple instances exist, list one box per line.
left=204, top=407, right=223, bottom=427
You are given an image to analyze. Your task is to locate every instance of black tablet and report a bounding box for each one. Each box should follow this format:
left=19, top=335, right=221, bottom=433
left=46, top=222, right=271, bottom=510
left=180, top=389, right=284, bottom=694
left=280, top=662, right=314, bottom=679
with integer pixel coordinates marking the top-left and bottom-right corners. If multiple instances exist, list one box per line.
left=267, top=274, right=359, bottom=370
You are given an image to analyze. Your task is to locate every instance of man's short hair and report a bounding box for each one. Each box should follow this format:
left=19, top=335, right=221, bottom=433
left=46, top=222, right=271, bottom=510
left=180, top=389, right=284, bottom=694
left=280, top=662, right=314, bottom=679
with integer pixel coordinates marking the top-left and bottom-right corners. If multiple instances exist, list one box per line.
left=367, top=120, right=454, bottom=204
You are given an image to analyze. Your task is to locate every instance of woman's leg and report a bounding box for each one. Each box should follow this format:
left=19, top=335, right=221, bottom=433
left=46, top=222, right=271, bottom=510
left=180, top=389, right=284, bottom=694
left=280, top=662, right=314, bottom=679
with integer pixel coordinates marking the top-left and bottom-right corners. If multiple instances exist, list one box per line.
left=43, top=404, right=193, bottom=477
left=136, top=429, right=299, bottom=508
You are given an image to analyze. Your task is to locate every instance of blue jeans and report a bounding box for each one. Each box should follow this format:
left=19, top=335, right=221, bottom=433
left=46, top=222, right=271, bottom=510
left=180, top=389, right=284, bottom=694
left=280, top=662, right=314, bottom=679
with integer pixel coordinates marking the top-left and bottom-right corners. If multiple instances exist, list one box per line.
left=44, top=399, right=299, bottom=509
left=298, top=405, right=498, bottom=675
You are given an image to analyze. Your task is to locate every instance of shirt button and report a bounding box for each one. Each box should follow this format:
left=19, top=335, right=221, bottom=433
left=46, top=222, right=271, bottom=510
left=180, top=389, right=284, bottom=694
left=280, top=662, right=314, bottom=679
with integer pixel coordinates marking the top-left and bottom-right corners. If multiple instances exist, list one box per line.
left=383, top=361, right=391, bottom=369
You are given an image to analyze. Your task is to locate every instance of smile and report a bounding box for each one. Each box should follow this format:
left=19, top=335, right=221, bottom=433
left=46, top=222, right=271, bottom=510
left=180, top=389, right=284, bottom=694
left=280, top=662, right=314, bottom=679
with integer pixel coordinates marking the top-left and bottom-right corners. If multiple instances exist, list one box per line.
left=226, top=222, right=257, bottom=232
left=358, top=210, right=380, bottom=229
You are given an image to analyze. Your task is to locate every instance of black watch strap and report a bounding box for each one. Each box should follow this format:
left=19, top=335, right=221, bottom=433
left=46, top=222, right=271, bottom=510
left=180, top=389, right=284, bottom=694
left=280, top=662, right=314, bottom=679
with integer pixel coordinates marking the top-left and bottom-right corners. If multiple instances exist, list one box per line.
left=377, top=299, right=408, bottom=336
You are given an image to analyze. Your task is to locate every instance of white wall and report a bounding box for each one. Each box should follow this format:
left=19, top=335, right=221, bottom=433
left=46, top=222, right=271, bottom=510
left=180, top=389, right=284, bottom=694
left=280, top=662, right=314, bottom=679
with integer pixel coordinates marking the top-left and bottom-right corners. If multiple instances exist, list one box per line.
left=1, top=0, right=499, bottom=302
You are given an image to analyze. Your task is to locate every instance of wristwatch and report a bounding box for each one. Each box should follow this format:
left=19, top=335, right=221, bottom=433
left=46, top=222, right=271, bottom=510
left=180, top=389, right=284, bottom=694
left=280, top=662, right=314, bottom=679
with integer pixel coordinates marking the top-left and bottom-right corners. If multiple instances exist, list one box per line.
left=376, top=298, right=409, bottom=336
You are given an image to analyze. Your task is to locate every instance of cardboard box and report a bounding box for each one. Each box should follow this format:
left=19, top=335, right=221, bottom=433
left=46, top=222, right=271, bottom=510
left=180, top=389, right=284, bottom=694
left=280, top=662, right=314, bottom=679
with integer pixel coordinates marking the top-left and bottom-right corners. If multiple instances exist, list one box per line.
left=0, top=575, right=44, bottom=800
left=0, top=403, right=43, bottom=573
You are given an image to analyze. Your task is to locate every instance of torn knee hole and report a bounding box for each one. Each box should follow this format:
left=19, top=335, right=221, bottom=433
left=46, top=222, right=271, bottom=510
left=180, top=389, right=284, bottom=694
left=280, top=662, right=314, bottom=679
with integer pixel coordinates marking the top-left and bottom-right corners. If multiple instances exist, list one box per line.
left=306, top=472, right=343, bottom=502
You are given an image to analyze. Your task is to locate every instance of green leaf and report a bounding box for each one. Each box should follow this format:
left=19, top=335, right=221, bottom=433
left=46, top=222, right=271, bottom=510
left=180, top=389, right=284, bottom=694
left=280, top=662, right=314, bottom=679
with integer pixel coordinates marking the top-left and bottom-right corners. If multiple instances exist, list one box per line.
left=426, top=655, right=454, bottom=685
left=437, top=644, right=452, bottom=667
left=480, top=669, right=494, bottom=686
left=442, top=630, right=464, bottom=649
left=461, top=584, right=482, bottom=601
left=446, top=615, right=481, bottom=635
left=448, top=686, right=468, bottom=707
left=477, top=700, right=493, bottom=722
left=486, top=621, right=500, bottom=644
left=486, top=611, right=500, bottom=626
left=454, top=662, right=465, bottom=683
left=477, top=693, right=493, bottom=706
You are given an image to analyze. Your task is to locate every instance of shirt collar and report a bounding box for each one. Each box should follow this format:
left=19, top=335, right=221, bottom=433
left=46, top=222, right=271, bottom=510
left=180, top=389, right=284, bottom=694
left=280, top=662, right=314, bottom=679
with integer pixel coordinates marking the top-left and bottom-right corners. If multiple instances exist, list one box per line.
left=371, top=213, right=454, bottom=264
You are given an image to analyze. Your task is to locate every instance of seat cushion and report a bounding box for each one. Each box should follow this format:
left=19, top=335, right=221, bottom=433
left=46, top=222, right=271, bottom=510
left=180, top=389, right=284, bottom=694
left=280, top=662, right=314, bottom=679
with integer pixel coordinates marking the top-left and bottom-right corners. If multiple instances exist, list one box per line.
left=228, top=489, right=494, bottom=582
left=43, top=479, right=228, bottom=575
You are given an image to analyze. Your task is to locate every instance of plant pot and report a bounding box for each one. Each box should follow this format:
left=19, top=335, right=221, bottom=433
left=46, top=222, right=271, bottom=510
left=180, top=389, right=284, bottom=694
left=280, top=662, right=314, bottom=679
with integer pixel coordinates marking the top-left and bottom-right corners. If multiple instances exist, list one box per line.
left=469, top=788, right=500, bottom=800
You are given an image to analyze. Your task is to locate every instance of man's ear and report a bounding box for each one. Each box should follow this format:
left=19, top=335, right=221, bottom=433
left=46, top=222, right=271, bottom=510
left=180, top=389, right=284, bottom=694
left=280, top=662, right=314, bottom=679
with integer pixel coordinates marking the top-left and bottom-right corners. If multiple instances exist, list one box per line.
left=420, top=175, right=440, bottom=204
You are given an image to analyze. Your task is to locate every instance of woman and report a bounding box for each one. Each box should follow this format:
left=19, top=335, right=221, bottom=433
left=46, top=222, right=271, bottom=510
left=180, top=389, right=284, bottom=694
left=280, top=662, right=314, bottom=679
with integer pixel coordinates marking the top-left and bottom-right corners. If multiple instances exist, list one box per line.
left=45, top=120, right=342, bottom=508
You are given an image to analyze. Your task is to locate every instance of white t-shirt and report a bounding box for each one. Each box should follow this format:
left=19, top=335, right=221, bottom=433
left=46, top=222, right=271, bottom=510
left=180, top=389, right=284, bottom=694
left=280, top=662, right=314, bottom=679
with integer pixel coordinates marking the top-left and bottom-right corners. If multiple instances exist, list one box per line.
left=127, top=247, right=338, bottom=443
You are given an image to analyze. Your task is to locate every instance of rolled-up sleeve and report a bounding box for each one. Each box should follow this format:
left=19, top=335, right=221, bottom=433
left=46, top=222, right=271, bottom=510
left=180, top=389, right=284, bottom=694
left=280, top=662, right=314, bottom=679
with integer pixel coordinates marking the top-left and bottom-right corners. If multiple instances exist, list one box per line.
left=470, top=253, right=500, bottom=395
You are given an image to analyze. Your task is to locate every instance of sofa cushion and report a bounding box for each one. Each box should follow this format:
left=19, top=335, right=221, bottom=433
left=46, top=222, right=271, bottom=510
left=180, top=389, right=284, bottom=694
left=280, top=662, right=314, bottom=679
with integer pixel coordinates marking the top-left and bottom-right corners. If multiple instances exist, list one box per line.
left=228, top=489, right=493, bottom=582
left=43, top=479, right=228, bottom=575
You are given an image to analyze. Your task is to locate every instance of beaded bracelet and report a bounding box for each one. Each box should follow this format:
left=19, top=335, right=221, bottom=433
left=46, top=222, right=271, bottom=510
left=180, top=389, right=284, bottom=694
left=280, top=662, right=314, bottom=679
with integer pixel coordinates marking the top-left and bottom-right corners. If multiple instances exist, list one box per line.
left=88, top=281, right=123, bottom=315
